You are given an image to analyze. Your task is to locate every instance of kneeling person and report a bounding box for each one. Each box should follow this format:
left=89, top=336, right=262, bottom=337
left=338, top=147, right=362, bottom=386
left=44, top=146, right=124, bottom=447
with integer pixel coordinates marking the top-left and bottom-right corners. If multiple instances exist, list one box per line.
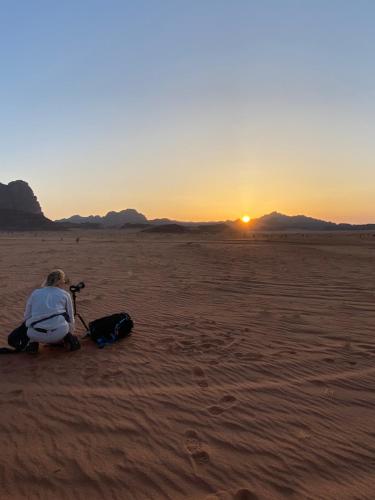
left=24, top=269, right=80, bottom=353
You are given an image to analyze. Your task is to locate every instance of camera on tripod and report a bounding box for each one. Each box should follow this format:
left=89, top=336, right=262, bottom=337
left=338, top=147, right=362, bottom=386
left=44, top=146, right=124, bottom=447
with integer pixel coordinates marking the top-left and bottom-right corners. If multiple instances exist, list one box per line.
left=69, top=281, right=88, bottom=331
left=70, top=281, right=85, bottom=293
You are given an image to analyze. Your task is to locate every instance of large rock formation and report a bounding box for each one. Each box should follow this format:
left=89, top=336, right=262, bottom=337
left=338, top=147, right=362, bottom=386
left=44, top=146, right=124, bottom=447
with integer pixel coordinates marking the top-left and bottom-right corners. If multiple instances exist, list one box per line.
left=0, top=180, right=42, bottom=214
left=0, top=209, right=57, bottom=231
left=0, top=180, right=57, bottom=230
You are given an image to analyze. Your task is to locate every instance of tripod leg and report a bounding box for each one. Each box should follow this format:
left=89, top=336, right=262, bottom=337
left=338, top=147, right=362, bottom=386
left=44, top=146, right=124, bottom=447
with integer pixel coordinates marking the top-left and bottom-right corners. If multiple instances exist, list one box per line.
left=77, top=314, right=89, bottom=331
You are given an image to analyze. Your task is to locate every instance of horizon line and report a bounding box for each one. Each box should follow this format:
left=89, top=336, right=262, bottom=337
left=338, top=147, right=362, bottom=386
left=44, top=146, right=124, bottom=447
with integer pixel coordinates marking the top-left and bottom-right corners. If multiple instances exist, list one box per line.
left=49, top=209, right=375, bottom=226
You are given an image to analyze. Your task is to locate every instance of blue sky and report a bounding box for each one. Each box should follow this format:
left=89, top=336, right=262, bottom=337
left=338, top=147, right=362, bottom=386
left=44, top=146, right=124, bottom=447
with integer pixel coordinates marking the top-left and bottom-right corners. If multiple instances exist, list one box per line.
left=1, top=0, right=374, bottom=222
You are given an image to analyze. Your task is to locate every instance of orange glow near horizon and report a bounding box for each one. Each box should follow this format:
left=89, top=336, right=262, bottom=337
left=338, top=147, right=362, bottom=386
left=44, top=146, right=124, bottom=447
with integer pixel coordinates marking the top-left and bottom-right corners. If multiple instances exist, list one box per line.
left=241, top=215, right=251, bottom=223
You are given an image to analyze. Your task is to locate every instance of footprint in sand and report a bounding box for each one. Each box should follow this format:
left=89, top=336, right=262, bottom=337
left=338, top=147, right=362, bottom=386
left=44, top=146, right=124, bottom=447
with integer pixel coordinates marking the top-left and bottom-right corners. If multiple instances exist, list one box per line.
left=191, top=449, right=210, bottom=464
left=208, top=406, right=225, bottom=415
left=233, top=489, right=259, bottom=500
left=208, top=395, right=237, bottom=416
left=184, top=430, right=201, bottom=453
left=193, top=366, right=204, bottom=377
left=323, top=388, right=335, bottom=398
left=193, top=366, right=208, bottom=388
left=310, top=379, right=325, bottom=387
left=184, top=430, right=210, bottom=465
left=219, top=395, right=237, bottom=406
left=201, top=342, right=214, bottom=350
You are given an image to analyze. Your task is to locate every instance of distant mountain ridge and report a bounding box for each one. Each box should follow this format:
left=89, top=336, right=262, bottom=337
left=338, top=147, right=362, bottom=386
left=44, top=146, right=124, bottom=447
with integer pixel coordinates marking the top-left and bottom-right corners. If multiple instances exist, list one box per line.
left=242, top=211, right=375, bottom=231
left=58, top=209, right=147, bottom=227
left=58, top=209, right=375, bottom=231
left=57, top=212, right=229, bottom=228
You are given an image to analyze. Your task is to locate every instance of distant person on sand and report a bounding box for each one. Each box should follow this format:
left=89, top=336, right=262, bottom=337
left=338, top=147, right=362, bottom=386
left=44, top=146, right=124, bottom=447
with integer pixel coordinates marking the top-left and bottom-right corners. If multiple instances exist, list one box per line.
left=24, top=269, right=80, bottom=353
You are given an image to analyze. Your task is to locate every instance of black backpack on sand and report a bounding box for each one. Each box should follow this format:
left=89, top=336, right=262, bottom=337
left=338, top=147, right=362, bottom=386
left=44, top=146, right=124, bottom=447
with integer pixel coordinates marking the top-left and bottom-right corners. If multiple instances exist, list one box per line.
left=88, top=313, right=134, bottom=348
left=0, top=323, right=29, bottom=354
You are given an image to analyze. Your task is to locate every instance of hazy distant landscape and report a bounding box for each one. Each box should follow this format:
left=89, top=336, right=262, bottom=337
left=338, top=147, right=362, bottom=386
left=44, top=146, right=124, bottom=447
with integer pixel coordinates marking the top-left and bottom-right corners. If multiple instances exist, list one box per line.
left=2, top=180, right=375, bottom=234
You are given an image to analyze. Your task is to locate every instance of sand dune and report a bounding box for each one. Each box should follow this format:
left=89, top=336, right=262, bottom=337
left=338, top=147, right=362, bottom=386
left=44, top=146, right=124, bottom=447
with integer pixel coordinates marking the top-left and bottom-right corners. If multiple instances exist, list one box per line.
left=1, top=231, right=375, bottom=499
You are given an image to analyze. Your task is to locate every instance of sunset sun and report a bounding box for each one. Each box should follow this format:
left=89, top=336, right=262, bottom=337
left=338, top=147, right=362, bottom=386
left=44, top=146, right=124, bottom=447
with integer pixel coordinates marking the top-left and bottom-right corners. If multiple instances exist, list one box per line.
left=241, top=215, right=251, bottom=223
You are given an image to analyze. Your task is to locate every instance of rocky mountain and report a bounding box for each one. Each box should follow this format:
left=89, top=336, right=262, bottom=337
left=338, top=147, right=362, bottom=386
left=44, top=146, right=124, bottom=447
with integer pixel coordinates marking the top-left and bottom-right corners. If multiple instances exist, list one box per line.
left=139, top=212, right=349, bottom=233
left=59, top=208, right=375, bottom=232
left=58, top=209, right=147, bottom=227
left=0, top=180, right=42, bottom=214
left=0, top=209, right=57, bottom=231
left=244, top=212, right=337, bottom=231
left=0, top=180, right=57, bottom=230
left=234, top=212, right=375, bottom=231
left=59, top=211, right=228, bottom=228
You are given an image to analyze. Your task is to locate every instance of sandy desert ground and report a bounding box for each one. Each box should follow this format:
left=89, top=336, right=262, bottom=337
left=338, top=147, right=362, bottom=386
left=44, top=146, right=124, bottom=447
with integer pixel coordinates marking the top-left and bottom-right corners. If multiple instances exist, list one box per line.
left=1, top=230, right=375, bottom=500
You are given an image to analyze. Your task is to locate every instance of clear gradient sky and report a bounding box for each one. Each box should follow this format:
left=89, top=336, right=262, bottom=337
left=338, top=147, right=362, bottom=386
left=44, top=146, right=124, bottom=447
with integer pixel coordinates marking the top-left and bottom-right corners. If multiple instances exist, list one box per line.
left=1, top=0, right=374, bottom=223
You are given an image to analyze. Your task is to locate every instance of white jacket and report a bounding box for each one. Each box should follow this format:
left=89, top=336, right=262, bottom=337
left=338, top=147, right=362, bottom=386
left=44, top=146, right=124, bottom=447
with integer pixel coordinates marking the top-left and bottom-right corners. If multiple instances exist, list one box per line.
left=24, top=286, right=75, bottom=333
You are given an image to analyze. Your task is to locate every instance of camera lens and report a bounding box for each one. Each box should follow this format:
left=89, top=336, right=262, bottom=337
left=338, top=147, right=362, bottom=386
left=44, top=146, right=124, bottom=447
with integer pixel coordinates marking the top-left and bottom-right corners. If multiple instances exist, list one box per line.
left=70, top=281, right=85, bottom=293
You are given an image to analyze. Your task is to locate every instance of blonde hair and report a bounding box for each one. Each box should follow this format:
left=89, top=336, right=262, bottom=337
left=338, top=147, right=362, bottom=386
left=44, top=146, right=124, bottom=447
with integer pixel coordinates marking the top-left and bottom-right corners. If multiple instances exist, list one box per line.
left=43, top=269, right=66, bottom=287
